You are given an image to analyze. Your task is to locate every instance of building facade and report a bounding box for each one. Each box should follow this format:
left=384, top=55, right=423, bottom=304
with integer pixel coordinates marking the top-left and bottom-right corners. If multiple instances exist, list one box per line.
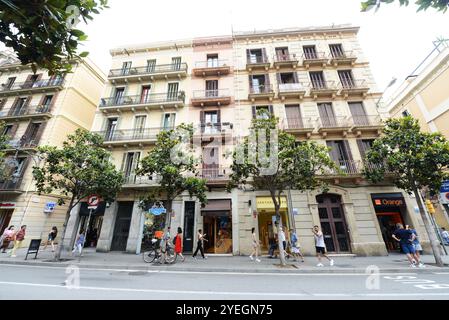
left=66, top=25, right=431, bottom=257
left=0, top=52, right=106, bottom=246
left=386, top=40, right=449, bottom=231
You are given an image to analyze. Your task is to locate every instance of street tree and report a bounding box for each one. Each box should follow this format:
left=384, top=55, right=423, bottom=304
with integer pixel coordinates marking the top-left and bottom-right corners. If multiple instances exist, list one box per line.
left=32, top=128, right=123, bottom=260
left=361, top=0, right=449, bottom=12
left=136, top=123, right=208, bottom=262
left=363, top=116, right=449, bottom=267
left=0, top=0, right=109, bottom=75
left=227, top=113, right=338, bottom=266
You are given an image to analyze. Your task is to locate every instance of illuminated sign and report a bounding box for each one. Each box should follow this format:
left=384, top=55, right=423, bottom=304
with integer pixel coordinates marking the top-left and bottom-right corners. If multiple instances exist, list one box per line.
left=372, top=193, right=405, bottom=208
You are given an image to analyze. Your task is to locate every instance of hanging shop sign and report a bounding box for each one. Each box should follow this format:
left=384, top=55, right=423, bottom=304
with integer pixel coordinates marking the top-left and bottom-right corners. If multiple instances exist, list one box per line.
left=44, top=201, right=56, bottom=214
left=149, top=202, right=166, bottom=216
left=440, top=180, right=449, bottom=204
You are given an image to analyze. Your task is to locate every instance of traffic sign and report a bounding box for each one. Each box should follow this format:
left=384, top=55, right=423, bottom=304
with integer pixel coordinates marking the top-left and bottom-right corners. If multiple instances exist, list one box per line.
left=441, top=180, right=449, bottom=193
left=87, top=195, right=100, bottom=210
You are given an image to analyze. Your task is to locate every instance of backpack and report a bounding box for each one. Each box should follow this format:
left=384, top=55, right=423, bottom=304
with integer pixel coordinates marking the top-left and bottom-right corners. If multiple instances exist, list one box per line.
left=173, top=235, right=177, bottom=245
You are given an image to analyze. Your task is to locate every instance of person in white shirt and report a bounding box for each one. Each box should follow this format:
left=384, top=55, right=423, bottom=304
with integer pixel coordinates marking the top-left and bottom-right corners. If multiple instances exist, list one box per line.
left=441, top=227, right=449, bottom=245
left=249, top=227, right=261, bottom=262
left=312, top=225, right=334, bottom=267
left=279, top=226, right=290, bottom=259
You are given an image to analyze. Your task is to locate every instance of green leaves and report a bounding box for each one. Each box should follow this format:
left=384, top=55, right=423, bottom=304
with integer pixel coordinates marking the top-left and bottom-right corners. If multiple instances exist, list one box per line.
left=361, top=0, right=448, bottom=12
left=32, top=128, right=123, bottom=207
left=363, top=116, right=449, bottom=194
left=0, top=0, right=109, bottom=75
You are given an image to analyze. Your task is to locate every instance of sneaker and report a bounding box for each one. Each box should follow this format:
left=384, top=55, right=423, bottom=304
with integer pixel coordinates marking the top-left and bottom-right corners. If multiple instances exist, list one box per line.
left=317, top=263, right=324, bottom=267
left=410, top=263, right=417, bottom=268
left=418, top=263, right=426, bottom=268
left=193, top=256, right=197, bottom=260
left=249, top=255, right=254, bottom=261
left=330, top=259, right=334, bottom=266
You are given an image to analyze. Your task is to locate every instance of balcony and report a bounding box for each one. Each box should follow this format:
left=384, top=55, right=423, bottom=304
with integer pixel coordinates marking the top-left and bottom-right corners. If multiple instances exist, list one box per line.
left=192, top=61, right=231, bottom=77
left=329, top=51, right=357, bottom=67
left=278, top=82, right=307, bottom=100
left=248, top=84, right=275, bottom=102
left=302, top=52, right=328, bottom=68
left=0, top=104, right=52, bottom=121
left=309, top=80, right=338, bottom=99
left=0, top=177, right=23, bottom=193
left=6, top=138, right=40, bottom=152
left=199, top=167, right=230, bottom=186
left=194, top=123, right=233, bottom=142
left=0, top=78, right=64, bottom=97
left=191, top=89, right=232, bottom=107
left=349, top=115, right=383, bottom=136
left=95, top=127, right=171, bottom=147
left=320, top=160, right=363, bottom=178
left=246, top=56, right=270, bottom=72
left=273, top=54, right=299, bottom=69
left=108, top=63, right=188, bottom=83
left=317, top=116, right=351, bottom=137
left=282, top=117, right=315, bottom=138
left=99, top=92, right=185, bottom=113
left=122, top=174, right=161, bottom=189
left=338, top=80, right=370, bottom=98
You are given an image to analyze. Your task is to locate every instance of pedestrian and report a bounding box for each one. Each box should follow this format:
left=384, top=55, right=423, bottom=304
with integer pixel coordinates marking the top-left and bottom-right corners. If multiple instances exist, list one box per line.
left=406, top=225, right=423, bottom=261
left=279, top=226, right=290, bottom=259
left=312, top=225, right=334, bottom=267
left=192, top=229, right=207, bottom=260
left=43, top=226, right=58, bottom=252
left=9, top=225, right=26, bottom=258
left=174, top=227, right=185, bottom=262
left=268, top=233, right=278, bottom=258
left=441, top=227, right=449, bottom=245
left=249, top=227, right=261, bottom=262
left=1, top=226, right=15, bottom=253
left=392, top=223, right=424, bottom=268
left=290, top=228, right=305, bottom=262
left=72, top=229, right=85, bottom=256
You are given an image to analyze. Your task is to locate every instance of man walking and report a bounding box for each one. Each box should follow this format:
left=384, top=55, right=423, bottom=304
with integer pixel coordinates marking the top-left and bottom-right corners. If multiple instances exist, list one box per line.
left=392, top=223, right=424, bottom=268
left=312, top=225, right=334, bottom=267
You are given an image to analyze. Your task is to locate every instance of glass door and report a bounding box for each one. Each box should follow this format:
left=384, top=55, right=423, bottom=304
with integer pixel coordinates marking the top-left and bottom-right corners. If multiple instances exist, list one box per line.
left=133, top=116, right=146, bottom=139
left=167, top=83, right=179, bottom=101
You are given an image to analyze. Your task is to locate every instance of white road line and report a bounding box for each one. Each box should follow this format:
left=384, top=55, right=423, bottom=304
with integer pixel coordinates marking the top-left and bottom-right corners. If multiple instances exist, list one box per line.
left=1, top=281, right=449, bottom=297
left=0, top=264, right=418, bottom=276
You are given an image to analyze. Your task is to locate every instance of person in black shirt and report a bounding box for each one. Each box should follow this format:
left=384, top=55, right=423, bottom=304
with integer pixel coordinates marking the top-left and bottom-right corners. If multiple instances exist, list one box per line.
left=392, top=223, right=424, bottom=268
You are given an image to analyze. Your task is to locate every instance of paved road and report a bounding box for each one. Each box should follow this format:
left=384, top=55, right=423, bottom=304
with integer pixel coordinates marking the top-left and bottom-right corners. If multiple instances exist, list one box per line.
left=0, top=264, right=449, bottom=300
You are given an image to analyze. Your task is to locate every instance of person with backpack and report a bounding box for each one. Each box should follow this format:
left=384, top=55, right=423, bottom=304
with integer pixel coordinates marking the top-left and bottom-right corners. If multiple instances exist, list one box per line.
left=393, top=223, right=424, bottom=268
left=174, top=227, right=185, bottom=262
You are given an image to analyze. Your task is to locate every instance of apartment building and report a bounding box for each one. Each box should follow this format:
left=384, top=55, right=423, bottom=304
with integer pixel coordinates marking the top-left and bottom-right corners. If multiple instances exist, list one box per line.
left=67, top=25, right=431, bottom=257
left=386, top=40, right=449, bottom=230
left=0, top=51, right=106, bottom=246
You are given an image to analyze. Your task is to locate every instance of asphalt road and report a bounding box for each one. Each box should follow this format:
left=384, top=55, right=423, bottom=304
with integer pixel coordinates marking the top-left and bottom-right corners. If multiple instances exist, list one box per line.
left=0, top=264, right=449, bottom=300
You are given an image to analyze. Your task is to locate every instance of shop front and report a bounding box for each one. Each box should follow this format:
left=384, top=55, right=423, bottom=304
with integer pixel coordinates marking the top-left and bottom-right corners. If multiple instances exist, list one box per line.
left=201, top=199, right=232, bottom=254
left=371, top=193, right=406, bottom=252
left=256, top=196, right=289, bottom=253
left=77, top=202, right=106, bottom=248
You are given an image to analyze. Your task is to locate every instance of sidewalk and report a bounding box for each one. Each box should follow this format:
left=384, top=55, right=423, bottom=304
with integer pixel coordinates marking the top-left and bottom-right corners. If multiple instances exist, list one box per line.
left=0, top=247, right=448, bottom=274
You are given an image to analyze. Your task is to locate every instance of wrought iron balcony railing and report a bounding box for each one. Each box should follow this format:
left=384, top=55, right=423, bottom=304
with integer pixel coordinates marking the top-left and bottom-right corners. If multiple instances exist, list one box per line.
left=194, top=60, right=229, bottom=68
left=338, top=79, right=369, bottom=90
left=247, top=55, right=269, bottom=64
left=108, top=63, right=188, bottom=78
left=282, top=117, right=315, bottom=130
left=0, top=104, right=51, bottom=118
left=274, top=53, right=299, bottom=63
left=278, top=82, right=307, bottom=92
left=317, top=116, right=350, bottom=129
left=123, top=174, right=161, bottom=186
left=0, top=176, right=23, bottom=191
left=199, top=167, right=230, bottom=181
left=0, top=78, right=64, bottom=92
left=302, top=52, right=327, bottom=60
left=329, top=50, right=356, bottom=60
left=349, top=115, right=382, bottom=127
left=197, top=122, right=233, bottom=134
left=192, top=89, right=230, bottom=99
left=310, top=80, right=337, bottom=90
left=99, top=92, right=185, bottom=107
left=96, top=127, right=173, bottom=142
left=249, top=84, right=274, bottom=94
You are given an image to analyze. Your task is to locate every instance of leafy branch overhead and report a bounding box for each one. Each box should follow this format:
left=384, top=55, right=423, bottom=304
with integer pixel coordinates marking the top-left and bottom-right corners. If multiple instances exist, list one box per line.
left=361, top=0, right=449, bottom=12
left=0, top=0, right=109, bottom=75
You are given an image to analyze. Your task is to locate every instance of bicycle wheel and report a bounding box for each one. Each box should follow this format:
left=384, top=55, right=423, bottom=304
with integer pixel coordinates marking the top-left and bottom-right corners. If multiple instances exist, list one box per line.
left=143, top=249, right=156, bottom=263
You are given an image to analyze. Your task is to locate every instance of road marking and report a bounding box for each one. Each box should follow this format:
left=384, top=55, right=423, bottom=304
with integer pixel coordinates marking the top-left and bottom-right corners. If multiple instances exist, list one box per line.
left=0, top=281, right=449, bottom=297
left=0, top=264, right=418, bottom=277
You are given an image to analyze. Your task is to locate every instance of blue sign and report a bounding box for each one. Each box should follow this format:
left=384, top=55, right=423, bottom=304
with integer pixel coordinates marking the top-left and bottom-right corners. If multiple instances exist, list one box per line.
left=441, top=180, right=449, bottom=193
left=149, top=206, right=166, bottom=216
left=44, top=201, right=56, bottom=213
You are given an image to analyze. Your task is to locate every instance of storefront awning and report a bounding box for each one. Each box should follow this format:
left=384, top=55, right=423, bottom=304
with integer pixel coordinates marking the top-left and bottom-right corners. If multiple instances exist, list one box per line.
left=201, top=199, right=231, bottom=216
left=256, top=196, right=288, bottom=210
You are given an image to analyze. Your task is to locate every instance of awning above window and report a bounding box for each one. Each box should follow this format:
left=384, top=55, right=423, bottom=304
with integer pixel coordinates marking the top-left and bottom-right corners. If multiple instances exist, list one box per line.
left=201, top=199, right=231, bottom=216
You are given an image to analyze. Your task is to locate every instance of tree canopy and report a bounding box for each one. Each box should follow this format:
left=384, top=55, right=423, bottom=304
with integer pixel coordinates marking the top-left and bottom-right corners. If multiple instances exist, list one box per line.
left=0, top=0, right=109, bottom=75
left=361, top=0, right=449, bottom=13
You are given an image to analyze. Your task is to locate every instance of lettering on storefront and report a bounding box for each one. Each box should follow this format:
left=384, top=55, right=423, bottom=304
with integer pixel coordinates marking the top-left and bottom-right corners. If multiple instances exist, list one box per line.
left=374, top=199, right=404, bottom=207
left=371, top=193, right=406, bottom=208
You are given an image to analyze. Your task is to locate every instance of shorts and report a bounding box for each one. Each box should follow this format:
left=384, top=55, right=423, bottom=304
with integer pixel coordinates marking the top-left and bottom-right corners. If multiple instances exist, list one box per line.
left=413, top=243, right=423, bottom=251
left=252, top=242, right=258, bottom=248
left=401, top=243, right=416, bottom=254
left=316, top=246, right=326, bottom=254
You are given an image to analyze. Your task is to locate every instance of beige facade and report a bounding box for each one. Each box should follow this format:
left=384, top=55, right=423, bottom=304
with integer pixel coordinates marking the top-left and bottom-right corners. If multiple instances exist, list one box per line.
left=0, top=52, right=106, bottom=246
left=70, top=25, right=430, bottom=257
left=386, top=42, right=449, bottom=231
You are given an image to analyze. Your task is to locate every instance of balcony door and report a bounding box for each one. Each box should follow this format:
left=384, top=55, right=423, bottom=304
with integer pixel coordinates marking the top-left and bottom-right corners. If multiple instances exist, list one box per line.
left=122, top=152, right=140, bottom=184
left=172, top=57, right=182, bottom=71
left=114, top=88, right=125, bottom=105
left=248, top=49, right=263, bottom=63
left=121, top=61, right=132, bottom=75
left=22, top=122, right=44, bottom=147
left=105, top=118, right=118, bottom=141
left=147, top=59, right=156, bottom=73
left=285, top=105, right=303, bottom=129
left=310, top=71, right=326, bottom=89
left=349, top=102, right=369, bottom=126
left=326, top=140, right=354, bottom=172
left=5, top=77, right=16, bottom=89
left=318, top=102, right=336, bottom=127
left=41, top=95, right=53, bottom=112
left=205, top=80, right=218, bottom=97
left=140, top=85, right=151, bottom=104
left=11, top=97, right=28, bottom=116
left=207, top=54, right=219, bottom=68
left=275, top=47, right=290, bottom=61
left=329, top=44, right=344, bottom=58
left=133, top=115, right=146, bottom=139
left=162, top=113, right=176, bottom=130
left=338, top=70, right=355, bottom=88
left=316, top=194, right=351, bottom=253
left=202, top=146, right=219, bottom=178
left=303, top=45, right=318, bottom=59
left=201, top=110, right=220, bottom=134
left=167, top=83, right=179, bottom=101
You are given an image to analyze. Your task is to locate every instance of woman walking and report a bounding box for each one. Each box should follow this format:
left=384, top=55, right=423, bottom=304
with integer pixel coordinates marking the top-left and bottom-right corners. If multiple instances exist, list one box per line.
left=249, top=227, right=261, bottom=262
left=174, top=227, right=186, bottom=262
left=192, top=229, right=207, bottom=260
left=290, top=229, right=305, bottom=262
left=44, top=226, right=58, bottom=252
left=1, top=226, right=15, bottom=253
left=10, top=225, right=26, bottom=258
left=72, top=230, right=85, bottom=257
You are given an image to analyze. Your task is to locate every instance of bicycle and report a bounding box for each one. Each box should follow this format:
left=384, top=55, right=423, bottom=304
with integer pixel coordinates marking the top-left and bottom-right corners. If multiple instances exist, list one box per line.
left=142, top=238, right=177, bottom=264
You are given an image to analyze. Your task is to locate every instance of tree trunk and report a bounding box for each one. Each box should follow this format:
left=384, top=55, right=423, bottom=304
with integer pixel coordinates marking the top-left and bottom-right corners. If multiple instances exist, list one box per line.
left=159, top=198, right=173, bottom=264
left=55, top=196, right=76, bottom=261
left=413, top=188, right=444, bottom=267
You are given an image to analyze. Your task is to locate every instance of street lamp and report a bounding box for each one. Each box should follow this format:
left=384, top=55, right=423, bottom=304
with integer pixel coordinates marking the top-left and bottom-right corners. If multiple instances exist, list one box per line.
left=376, top=77, right=397, bottom=109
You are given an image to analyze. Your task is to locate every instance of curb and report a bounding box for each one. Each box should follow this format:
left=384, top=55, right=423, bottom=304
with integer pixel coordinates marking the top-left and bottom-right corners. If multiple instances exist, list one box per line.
left=0, top=260, right=447, bottom=274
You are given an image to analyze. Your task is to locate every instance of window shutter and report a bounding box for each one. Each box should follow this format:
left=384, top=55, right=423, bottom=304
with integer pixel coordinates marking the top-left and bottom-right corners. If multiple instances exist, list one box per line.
left=248, top=75, right=253, bottom=91
left=265, top=74, right=271, bottom=87
left=32, top=122, right=47, bottom=146
left=8, top=98, right=20, bottom=116
left=262, top=48, right=267, bottom=62
left=21, top=122, right=34, bottom=145
left=48, top=93, right=58, bottom=112
left=24, top=96, right=32, bottom=108
left=342, top=140, right=353, bottom=160
left=326, top=141, right=339, bottom=162
left=200, top=111, right=205, bottom=124
left=132, top=152, right=141, bottom=173
left=357, top=140, right=366, bottom=159
left=9, top=123, right=19, bottom=139
left=268, top=105, right=274, bottom=115
left=293, top=72, right=299, bottom=83
left=216, top=109, right=221, bottom=124
left=252, top=106, right=257, bottom=119
left=276, top=73, right=281, bottom=85
left=0, top=98, right=6, bottom=110
left=120, top=153, right=127, bottom=172
left=246, top=49, right=251, bottom=62
left=17, top=157, right=31, bottom=178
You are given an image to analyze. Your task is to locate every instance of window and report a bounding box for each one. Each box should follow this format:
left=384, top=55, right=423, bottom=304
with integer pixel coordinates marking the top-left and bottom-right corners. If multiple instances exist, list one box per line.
left=275, top=47, right=290, bottom=61
left=172, top=57, right=182, bottom=70
left=140, top=85, right=151, bottom=103
left=26, top=123, right=42, bottom=145
left=12, top=97, right=27, bottom=116
left=121, top=61, right=132, bottom=75
left=252, top=105, right=273, bottom=119
left=338, top=70, right=355, bottom=88
left=402, top=110, right=411, bottom=117
left=329, top=44, right=344, bottom=58
left=202, top=111, right=219, bottom=134
left=27, top=74, right=39, bottom=87
left=279, top=73, right=296, bottom=84
left=303, top=45, right=318, bottom=59
left=348, top=102, right=369, bottom=125
left=122, top=152, right=141, bottom=182
left=318, top=103, right=336, bottom=126
left=5, top=77, right=16, bottom=89
left=147, top=59, right=156, bottom=72
left=167, top=83, right=179, bottom=100
left=41, top=95, right=53, bottom=112
left=247, top=49, right=265, bottom=63
left=326, top=140, right=353, bottom=166
left=13, top=158, right=27, bottom=177
left=2, top=125, right=13, bottom=137
left=134, top=116, right=146, bottom=139
left=205, top=80, right=218, bottom=97
left=250, top=74, right=267, bottom=93
left=357, top=139, right=374, bottom=159
left=105, top=118, right=118, bottom=140
left=310, top=71, right=326, bottom=89
left=207, top=54, right=219, bottom=67
left=162, top=113, right=176, bottom=130
left=114, top=88, right=125, bottom=104
left=285, top=105, right=303, bottom=129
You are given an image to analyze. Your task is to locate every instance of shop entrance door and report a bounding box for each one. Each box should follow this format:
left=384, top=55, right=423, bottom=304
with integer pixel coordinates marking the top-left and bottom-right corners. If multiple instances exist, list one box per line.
left=376, top=209, right=404, bottom=252
left=0, top=209, right=13, bottom=234
left=111, top=202, right=133, bottom=251
left=316, top=194, right=351, bottom=253
left=183, top=201, right=195, bottom=253
left=203, top=215, right=232, bottom=254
